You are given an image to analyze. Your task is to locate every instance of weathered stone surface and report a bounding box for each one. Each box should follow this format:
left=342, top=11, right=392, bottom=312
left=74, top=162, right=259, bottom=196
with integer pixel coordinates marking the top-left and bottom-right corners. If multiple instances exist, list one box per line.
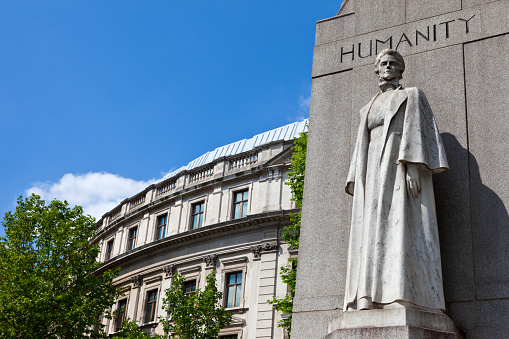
left=406, top=0, right=461, bottom=22
left=313, top=5, right=487, bottom=76
left=464, top=34, right=509, bottom=300
left=462, top=0, right=500, bottom=10
left=292, top=310, right=342, bottom=339
left=293, top=71, right=352, bottom=314
left=326, top=326, right=463, bottom=339
left=315, top=13, right=355, bottom=46
left=404, top=46, right=475, bottom=303
left=353, top=0, right=406, bottom=35
left=449, top=299, right=509, bottom=338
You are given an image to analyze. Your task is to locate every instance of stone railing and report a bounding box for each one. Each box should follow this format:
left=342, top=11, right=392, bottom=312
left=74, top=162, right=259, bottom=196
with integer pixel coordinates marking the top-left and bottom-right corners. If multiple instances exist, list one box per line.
left=229, top=152, right=258, bottom=171
left=110, top=206, right=122, bottom=222
left=129, top=193, right=146, bottom=210
left=189, top=166, right=214, bottom=183
left=156, top=180, right=176, bottom=197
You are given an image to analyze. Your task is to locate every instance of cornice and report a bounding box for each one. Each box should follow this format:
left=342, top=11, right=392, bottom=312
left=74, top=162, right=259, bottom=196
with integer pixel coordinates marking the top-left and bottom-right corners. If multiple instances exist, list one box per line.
left=95, top=209, right=298, bottom=275
left=92, top=156, right=293, bottom=242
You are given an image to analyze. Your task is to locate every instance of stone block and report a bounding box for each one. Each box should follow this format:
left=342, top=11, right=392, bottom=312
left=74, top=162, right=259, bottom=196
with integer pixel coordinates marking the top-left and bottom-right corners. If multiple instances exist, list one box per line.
left=481, top=1, right=509, bottom=38
left=326, top=326, right=463, bottom=339
left=353, top=0, right=406, bottom=35
left=326, top=308, right=464, bottom=339
left=404, top=46, right=475, bottom=302
left=256, top=319, right=272, bottom=329
left=464, top=34, right=509, bottom=300
left=462, top=0, right=500, bottom=9
left=406, top=0, right=461, bottom=22
left=449, top=299, right=509, bottom=338
left=293, top=71, right=353, bottom=314
left=315, top=13, right=355, bottom=46
left=291, top=310, right=342, bottom=339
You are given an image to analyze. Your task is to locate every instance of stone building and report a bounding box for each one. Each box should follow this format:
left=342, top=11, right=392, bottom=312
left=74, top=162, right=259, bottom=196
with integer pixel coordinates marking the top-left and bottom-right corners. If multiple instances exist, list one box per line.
left=90, top=120, right=307, bottom=338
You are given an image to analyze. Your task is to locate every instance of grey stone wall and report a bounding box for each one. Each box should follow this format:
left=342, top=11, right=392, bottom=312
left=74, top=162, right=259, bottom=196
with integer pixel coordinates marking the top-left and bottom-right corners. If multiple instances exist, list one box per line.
left=293, top=1, right=509, bottom=338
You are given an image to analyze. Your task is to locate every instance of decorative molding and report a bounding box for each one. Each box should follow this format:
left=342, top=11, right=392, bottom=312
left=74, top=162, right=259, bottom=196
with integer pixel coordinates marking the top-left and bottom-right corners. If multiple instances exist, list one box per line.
left=251, top=242, right=278, bottom=258
left=130, top=275, right=142, bottom=288
left=94, top=210, right=298, bottom=275
left=221, top=256, right=248, bottom=266
left=203, top=254, right=218, bottom=268
left=163, top=264, right=175, bottom=277
left=178, top=265, right=202, bottom=275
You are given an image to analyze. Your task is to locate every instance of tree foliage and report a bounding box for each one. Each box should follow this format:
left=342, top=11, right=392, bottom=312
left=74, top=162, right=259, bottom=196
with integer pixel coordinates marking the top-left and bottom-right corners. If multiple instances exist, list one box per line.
left=112, top=320, right=164, bottom=339
left=160, top=271, right=232, bottom=339
left=0, top=194, right=119, bottom=339
left=269, top=129, right=307, bottom=337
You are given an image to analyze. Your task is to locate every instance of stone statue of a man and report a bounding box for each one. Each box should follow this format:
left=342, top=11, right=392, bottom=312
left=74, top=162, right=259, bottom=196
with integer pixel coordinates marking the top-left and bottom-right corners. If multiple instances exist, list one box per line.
left=345, top=49, right=449, bottom=312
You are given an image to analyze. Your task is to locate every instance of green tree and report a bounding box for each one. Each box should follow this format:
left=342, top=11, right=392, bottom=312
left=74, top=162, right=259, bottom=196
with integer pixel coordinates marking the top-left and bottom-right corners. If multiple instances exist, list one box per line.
left=160, top=271, right=232, bottom=339
left=269, top=129, right=307, bottom=337
left=0, top=194, right=119, bottom=339
left=112, top=319, right=164, bottom=339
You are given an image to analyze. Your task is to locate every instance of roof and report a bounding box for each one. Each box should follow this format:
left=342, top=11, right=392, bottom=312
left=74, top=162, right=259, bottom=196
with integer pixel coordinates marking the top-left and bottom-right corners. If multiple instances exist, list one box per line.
left=159, top=119, right=308, bottom=182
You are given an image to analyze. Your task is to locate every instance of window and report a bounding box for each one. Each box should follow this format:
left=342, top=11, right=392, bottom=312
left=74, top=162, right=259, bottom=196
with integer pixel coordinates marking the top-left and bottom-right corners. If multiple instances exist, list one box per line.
left=106, top=239, right=114, bottom=260
left=221, top=336, right=238, bottom=339
left=191, top=202, right=204, bottom=229
left=233, top=190, right=248, bottom=219
left=156, top=215, right=167, bottom=240
left=116, top=299, right=127, bottom=330
left=144, top=290, right=158, bottom=323
left=127, top=227, right=137, bottom=250
left=92, top=314, right=102, bottom=332
left=183, top=280, right=196, bottom=295
left=226, top=272, right=242, bottom=308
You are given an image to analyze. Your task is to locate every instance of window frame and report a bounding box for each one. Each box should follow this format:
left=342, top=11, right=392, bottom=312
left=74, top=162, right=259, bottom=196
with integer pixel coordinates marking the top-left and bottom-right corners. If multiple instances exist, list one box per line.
left=220, top=257, right=247, bottom=310
left=139, top=276, right=162, bottom=326
left=177, top=265, right=202, bottom=298
left=105, top=238, right=114, bottom=261
left=115, top=298, right=128, bottom=331
left=225, top=271, right=243, bottom=308
left=190, top=201, right=205, bottom=230
left=183, top=279, right=197, bottom=296
left=127, top=226, right=138, bottom=251
left=144, top=289, right=158, bottom=324
left=156, top=213, right=168, bottom=240
left=232, top=189, right=249, bottom=220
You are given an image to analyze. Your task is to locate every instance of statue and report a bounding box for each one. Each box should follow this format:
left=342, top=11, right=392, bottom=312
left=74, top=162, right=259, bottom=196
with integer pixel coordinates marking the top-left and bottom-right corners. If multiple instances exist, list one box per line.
left=344, top=49, right=449, bottom=312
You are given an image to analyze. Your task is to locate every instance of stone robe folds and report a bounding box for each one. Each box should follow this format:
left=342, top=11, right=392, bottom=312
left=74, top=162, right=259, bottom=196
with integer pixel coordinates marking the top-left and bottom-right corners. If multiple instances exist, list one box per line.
left=345, top=87, right=449, bottom=311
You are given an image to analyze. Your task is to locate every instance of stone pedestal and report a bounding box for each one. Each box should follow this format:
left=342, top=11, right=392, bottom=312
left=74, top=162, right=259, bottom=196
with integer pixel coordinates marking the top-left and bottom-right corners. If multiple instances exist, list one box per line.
left=325, top=308, right=464, bottom=339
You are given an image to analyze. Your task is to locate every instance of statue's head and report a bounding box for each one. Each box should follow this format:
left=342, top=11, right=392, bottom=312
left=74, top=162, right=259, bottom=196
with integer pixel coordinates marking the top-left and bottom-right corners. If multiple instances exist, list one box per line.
left=375, top=49, right=405, bottom=81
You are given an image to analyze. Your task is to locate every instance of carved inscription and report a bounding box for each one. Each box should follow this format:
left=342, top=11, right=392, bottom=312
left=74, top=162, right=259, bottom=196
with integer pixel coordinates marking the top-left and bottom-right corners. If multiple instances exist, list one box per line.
left=339, top=15, right=476, bottom=64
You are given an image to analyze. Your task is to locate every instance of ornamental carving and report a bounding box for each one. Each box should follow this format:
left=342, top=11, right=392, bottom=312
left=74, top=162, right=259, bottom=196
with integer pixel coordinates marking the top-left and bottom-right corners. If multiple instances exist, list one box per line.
left=203, top=254, right=218, bottom=267
left=163, top=264, right=175, bottom=277
left=251, top=242, right=278, bottom=258
left=131, top=275, right=142, bottom=288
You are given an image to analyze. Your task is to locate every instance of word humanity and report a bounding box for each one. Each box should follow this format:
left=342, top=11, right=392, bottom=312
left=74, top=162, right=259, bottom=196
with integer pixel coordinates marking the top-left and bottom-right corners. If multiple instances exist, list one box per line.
left=339, top=15, right=476, bottom=63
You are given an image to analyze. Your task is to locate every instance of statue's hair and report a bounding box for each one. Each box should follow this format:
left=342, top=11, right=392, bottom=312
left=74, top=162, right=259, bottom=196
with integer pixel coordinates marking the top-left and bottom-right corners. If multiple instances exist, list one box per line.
left=374, top=49, right=405, bottom=80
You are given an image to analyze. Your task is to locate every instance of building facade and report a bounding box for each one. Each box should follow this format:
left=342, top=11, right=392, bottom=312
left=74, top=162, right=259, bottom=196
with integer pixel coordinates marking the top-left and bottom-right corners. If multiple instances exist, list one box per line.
left=90, top=120, right=307, bottom=338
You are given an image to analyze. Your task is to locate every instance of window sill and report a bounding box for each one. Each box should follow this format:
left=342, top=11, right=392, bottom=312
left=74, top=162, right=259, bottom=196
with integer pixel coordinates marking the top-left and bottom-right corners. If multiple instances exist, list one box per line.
left=225, top=306, right=248, bottom=314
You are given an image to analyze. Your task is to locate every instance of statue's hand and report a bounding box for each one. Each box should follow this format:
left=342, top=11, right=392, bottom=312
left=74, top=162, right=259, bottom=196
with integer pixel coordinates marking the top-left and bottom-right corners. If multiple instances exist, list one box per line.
left=406, top=163, right=421, bottom=198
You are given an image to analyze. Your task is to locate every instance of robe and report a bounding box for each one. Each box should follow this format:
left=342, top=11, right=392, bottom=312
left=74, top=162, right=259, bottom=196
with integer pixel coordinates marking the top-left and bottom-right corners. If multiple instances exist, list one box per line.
left=344, top=87, right=449, bottom=311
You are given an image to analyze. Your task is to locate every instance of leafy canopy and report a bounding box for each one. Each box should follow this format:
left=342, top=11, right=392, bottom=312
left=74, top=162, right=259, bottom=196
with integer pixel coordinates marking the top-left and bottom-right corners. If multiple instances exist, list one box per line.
left=269, top=129, right=307, bottom=337
left=160, top=271, right=232, bottom=339
left=0, top=194, right=119, bottom=339
left=112, top=319, right=164, bottom=339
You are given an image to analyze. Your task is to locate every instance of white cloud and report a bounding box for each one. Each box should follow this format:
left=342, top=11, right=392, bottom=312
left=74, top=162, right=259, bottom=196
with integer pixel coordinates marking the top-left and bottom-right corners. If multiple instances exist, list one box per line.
left=26, top=172, right=156, bottom=220
left=287, top=95, right=311, bottom=122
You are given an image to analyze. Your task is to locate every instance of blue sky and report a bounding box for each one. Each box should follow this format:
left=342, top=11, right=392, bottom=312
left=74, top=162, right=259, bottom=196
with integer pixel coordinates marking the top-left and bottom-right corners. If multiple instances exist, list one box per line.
left=0, top=1, right=341, bottom=231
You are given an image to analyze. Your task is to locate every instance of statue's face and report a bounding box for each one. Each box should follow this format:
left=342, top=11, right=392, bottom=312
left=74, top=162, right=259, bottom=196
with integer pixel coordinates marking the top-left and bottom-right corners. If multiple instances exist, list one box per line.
left=377, top=54, right=401, bottom=81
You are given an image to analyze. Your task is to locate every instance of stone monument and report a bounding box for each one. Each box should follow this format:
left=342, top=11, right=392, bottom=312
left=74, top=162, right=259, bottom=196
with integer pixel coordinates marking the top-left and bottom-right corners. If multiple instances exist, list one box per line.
left=344, top=48, right=448, bottom=314
left=292, top=1, right=509, bottom=338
